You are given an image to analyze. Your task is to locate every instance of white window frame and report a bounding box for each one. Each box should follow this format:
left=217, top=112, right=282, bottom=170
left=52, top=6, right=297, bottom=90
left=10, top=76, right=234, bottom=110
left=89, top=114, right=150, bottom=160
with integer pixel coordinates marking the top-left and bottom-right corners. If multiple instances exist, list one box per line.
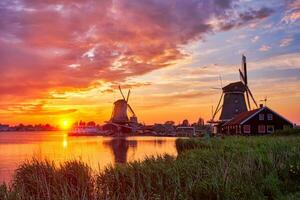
left=267, top=114, right=273, bottom=121
left=259, top=114, right=264, bottom=121
left=258, top=125, right=265, bottom=133
left=267, top=125, right=274, bottom=133
left=243, top=125, right=251, bottom=134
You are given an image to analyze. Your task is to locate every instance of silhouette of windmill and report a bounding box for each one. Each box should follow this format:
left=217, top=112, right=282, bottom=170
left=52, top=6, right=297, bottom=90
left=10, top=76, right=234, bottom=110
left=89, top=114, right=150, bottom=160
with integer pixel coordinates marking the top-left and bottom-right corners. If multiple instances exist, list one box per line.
left=110, top=85, right=137, bottom=124
left=209, top=55, right=258, bottom=123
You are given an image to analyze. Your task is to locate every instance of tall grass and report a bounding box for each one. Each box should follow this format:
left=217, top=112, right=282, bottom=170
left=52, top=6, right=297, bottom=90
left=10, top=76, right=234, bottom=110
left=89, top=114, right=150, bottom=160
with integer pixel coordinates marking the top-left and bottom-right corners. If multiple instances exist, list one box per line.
left=98, top=136, right=300, bottom=199
left=1, top=135, right=300, bottom=199
left=271, top=128, right=300, bottom=136
left=1, top=159, right=95, bottom=200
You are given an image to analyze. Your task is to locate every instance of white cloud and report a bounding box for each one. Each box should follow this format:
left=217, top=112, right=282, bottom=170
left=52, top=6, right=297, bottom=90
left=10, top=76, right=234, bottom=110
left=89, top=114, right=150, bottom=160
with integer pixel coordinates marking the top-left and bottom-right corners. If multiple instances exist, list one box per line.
left=251, top=36, right=260, bottom=43
left=259, top=45, right=271, bottom=52
left=279, top=37, right=294, bottom=47
left=249, top=53, right=300, bottom=70
left=68, top=64, right=81, bottom=69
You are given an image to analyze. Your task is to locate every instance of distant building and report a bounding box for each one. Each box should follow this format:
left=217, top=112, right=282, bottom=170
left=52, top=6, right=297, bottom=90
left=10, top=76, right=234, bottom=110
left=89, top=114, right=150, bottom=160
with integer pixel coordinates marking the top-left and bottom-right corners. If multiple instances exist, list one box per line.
left=222, top=106, right=293, bottom=134
left=0, top=124, right=9, bottom=131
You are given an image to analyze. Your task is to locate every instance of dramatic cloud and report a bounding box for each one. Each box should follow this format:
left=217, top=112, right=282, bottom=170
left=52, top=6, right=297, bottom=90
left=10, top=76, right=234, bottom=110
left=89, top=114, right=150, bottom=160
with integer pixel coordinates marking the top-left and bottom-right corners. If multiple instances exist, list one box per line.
left=218, top=7, right=273, bottom=31
left=282, top=0, right=300, bottom=23
left=0, top=0, right=274, bottom=100
left=0, top=102, right=77, bottom=116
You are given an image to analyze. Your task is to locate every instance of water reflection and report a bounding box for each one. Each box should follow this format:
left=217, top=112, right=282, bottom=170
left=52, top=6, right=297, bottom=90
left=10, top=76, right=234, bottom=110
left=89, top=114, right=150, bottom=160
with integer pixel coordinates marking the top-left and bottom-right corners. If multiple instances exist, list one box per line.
left=0, top=131, right=177, bottom=183
left=103, top=138, right=137, bottom=163
left=63, top=134, right=68, bottom=148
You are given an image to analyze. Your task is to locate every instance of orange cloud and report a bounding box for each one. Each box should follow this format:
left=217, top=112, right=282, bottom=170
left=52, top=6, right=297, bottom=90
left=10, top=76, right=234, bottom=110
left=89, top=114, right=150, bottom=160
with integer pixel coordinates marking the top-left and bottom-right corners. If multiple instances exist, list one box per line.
left=0, top=0, right=279, bottom=124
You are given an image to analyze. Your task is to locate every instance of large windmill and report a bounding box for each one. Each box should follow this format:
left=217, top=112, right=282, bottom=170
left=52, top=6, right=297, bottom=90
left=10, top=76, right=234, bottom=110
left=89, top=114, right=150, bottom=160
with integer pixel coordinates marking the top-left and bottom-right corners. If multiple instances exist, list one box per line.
left=209, top=55, right=258, bottom=123
left=110, top=85, right=138, bottom=124
left=103, top=85, right=139, bottom=134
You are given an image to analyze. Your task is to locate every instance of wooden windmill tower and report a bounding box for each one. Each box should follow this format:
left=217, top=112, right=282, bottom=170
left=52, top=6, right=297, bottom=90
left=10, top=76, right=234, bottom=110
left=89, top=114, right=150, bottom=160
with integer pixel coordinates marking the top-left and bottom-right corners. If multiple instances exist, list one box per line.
left=110, top=85, right=137, bottom=124
left=209, top=55, right=258, bottom=123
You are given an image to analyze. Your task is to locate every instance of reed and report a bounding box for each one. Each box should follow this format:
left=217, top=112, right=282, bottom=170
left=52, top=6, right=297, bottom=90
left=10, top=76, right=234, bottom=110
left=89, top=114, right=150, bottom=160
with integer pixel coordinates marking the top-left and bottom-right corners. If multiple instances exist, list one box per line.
left=5, top=159, right=95, bottom=200
left=97, top=136, right=300, bottom=199
left=1, top=135, right=300, bottom=199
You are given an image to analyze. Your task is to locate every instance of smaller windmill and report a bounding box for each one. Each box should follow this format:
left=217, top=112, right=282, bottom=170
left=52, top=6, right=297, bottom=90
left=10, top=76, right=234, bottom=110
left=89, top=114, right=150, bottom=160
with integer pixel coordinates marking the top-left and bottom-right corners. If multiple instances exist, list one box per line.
left=110, top=85, right=137, bottom=124
left=209, top=55, right=258, bottom=123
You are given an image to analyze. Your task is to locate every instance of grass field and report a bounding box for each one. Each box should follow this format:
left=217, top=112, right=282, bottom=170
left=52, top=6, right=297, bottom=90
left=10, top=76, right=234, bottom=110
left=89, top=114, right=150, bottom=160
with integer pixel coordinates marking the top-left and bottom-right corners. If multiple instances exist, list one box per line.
left=1, top=129, right=300, bottom=200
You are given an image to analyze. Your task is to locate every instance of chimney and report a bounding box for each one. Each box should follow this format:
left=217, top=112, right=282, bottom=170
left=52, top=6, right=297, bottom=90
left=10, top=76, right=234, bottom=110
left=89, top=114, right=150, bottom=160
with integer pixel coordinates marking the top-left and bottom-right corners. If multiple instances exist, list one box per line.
left=259, top=104, right=264, bottom=108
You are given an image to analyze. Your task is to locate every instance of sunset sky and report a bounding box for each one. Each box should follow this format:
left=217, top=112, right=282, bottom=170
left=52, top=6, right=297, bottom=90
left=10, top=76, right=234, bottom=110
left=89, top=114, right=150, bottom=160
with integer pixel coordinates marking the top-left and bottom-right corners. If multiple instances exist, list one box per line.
left=0, top=0, right=299, bottom=126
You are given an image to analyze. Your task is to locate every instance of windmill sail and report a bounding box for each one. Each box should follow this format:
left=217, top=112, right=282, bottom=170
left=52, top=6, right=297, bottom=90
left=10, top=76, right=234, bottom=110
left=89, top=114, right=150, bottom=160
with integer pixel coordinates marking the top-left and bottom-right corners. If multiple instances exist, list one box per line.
left=126, top=90, right=131, bottom=102
left=212, top=92, right=224, bottom=121
left=245, top=85, right=258, bottom=108
left=118, top=85, right=126, bottom=100
left=242, top=55, right=247, bottom=85
left=239, top=56, right=258, bottom=109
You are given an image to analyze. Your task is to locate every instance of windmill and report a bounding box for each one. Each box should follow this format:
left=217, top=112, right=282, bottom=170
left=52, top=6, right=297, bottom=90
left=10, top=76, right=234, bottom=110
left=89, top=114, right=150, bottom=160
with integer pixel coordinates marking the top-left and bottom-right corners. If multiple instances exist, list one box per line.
left=110, top=85, right=138, bottom=124
left=209, top=55, right=258, bottom=123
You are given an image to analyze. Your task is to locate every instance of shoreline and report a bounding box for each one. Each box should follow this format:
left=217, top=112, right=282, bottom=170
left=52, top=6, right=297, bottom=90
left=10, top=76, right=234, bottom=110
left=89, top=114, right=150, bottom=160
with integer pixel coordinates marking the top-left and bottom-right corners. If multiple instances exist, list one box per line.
left=1, top=131, right=300, bottom=199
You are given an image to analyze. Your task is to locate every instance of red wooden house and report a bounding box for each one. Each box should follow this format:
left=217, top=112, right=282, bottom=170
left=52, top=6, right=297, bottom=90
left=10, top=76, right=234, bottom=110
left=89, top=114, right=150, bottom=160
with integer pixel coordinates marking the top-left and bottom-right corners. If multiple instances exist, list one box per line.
left=222, top=106, right=293, bottom=135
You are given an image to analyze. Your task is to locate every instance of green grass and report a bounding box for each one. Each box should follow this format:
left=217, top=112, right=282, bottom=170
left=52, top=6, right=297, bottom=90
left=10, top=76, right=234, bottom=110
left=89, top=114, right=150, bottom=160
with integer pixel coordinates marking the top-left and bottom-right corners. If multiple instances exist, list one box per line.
left=271, top=128, right=300, bottom=136
left=1, top=134, right=300, bottom=199
left=98, top=136, right=300, bottom=199
left=1, top=159, right=94, bottom=200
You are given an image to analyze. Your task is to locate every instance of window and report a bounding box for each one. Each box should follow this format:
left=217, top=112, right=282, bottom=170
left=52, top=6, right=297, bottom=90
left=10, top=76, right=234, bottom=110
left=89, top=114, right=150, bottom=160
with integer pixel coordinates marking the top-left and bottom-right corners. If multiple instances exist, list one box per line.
left=283, top=125, right=290, bottom=130
left=267, top=125, right=274, bottom=133
left=258, top=125, right=265, bottom=133
left=267, top=114, right=273, bottom=120
left=243, top=125, right=251, bottom=134
left=259, top=114, right=264, bottom=120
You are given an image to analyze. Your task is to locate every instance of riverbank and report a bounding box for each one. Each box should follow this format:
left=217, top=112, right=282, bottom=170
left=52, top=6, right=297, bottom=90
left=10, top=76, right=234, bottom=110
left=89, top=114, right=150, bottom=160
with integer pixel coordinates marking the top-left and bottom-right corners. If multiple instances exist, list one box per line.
left=1, top=129, right=300, bottom=200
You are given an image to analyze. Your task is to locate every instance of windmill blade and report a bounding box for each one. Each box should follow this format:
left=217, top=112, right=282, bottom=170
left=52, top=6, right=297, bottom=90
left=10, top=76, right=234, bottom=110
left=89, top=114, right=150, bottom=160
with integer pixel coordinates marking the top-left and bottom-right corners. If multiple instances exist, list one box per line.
left=211, top=87, right=222, bottom=90
left=127, top=104, right=136, bottom=116
left=245, top=90, right=251, bottom=110
left=245, top=85, right=258, bottom=108
left=242, top=55, right=248, bottom=85
left=126, top=89, right=131, bottom=103
left=212, top=92, right=224, bottom=120
left=239, top=69, right=246, bottom=85
left=219, top=74, right=223, bottom=88
left=118, top=85, right=126, bottom=100
left=215, top=104, right=223, bottom=115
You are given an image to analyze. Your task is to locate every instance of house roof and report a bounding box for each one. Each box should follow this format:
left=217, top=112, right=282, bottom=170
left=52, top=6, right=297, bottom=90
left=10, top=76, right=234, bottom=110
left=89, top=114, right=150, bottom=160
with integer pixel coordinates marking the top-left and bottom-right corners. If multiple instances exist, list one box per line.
left=223, top=107, right=262, bottom=126
left=223, top=106, right=294, bottom=126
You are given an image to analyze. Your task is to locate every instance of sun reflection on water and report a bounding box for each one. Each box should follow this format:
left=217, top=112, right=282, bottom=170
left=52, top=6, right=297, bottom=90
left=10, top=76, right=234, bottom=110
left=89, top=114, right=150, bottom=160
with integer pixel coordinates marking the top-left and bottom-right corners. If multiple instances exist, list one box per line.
left=0, top=131, right=178, bottom=183
left=63, top=134, right=68, bottom=148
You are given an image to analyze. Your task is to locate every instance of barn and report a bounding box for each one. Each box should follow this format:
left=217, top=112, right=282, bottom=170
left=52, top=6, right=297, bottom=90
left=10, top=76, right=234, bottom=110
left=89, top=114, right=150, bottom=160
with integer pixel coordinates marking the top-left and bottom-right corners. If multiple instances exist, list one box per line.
left=222, top=106, right=293, bottom=135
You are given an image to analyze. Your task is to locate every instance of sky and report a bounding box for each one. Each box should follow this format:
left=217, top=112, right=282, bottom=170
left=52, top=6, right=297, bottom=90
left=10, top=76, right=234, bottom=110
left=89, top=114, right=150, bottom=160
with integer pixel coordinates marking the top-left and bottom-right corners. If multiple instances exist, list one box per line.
left=0, top=0, right=300, bottom=126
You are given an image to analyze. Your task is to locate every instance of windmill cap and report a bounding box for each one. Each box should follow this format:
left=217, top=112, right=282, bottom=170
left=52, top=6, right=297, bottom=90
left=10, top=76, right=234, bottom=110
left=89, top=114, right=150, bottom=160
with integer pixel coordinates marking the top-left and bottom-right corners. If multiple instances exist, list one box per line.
left=114, top=99, right=127, bottom=104
left=222, top=81, right=246, bottom=92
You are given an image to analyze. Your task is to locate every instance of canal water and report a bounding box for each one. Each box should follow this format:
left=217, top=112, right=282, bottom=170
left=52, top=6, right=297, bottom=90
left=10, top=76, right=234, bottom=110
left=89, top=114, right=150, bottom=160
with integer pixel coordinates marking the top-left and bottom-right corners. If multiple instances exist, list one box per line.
left=0, top=131, right=178, bottom=183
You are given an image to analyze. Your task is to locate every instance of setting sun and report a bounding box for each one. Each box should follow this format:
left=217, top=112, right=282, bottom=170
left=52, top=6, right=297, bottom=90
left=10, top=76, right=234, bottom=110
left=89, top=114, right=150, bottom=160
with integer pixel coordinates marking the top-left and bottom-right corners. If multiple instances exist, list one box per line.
left=60, top=119, right=72, bottom=130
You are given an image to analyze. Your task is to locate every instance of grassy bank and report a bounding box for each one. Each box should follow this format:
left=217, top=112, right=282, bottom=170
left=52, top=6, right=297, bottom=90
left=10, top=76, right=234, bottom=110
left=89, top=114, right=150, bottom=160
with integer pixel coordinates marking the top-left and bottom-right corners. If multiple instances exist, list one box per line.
left=1, top=130, right=300, bottom=199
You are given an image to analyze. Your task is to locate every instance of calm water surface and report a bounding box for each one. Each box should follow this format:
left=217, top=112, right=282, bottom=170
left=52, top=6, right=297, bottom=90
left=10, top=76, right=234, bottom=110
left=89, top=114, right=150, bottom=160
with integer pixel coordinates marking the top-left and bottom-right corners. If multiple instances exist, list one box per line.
left=0, top=131, right=178, bottom=183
